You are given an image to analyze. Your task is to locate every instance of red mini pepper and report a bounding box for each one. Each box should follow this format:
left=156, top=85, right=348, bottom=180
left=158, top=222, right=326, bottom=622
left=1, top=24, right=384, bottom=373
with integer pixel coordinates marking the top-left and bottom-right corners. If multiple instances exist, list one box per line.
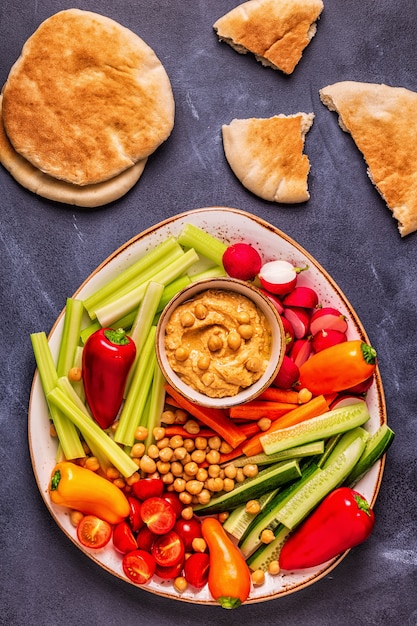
left=82, top=327, right=136, bottom=429
left=279, top=487, right=375, bottom=570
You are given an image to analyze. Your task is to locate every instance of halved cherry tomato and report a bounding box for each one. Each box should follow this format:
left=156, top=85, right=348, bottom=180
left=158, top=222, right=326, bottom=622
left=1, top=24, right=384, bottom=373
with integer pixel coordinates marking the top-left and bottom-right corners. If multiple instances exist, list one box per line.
left=184, top=552, right=210, bottom=588
left=122, top=549, right=156, bottom=584
left=155, top=558, right=185, bottom=580
left=77, top=515, right=112, bottom=549
left=162, top=492, right=184, bottom=519
left=152, top=530, right=185, bottom=567
left=140, top=497, right=176, bottom=535
left=132, top=478, right=164, bottom=501
left=127, top=496, right=144, bottom=533
left=174, top=516, right=202, bottom=551
left=113, top=521, right=138, bottom=554
left=136, top=526, right=157, bottom=552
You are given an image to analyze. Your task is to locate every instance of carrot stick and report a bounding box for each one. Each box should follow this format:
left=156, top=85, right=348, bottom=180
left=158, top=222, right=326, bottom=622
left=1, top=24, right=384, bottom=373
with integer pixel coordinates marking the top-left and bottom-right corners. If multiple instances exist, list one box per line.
left=239, top=422, right=262, bottom=437
left=257, top=387, right=302, bottom=404
left=164, top=384, right=247, bottom=449
left=241, top=395, right=329, bottom=457
left=163, top=425, right=217, bottom=439
left=229, top=400, right=297, bottom=421
left=165, top=395, right=182, bottom=408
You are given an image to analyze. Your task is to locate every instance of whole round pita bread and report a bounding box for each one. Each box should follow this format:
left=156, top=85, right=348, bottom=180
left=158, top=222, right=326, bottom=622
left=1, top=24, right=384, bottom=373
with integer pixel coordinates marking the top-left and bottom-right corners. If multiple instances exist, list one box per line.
left=2, top=9, right=174, bottom=186
left=0, top=95, right=147, bottom=207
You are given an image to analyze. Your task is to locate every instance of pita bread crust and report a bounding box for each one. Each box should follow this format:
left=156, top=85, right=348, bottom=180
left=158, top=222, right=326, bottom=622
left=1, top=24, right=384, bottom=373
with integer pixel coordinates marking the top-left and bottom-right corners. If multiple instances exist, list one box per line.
left=2, top=9, right=174, bottom=186
left=320, top=81, right=417, bottom=237
left=0, top=96, right=146, bottom=207
left=222, top=113, right=314, bottom=203
left=214, top=0, right=324, bottom=75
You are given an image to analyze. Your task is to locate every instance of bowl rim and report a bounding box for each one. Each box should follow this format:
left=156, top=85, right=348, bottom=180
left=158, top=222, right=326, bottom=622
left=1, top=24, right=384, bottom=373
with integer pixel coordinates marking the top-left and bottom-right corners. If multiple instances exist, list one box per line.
left=155, top=276, right=285, bottom=408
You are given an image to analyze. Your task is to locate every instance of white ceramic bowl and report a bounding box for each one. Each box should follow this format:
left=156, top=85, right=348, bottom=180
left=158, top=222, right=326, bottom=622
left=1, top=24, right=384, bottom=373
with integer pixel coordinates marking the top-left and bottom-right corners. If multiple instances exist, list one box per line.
left=156, top=277, right=285, bottom=408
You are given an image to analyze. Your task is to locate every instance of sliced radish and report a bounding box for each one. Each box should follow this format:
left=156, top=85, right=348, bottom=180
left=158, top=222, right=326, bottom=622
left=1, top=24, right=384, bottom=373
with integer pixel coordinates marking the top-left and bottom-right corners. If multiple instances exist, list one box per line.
left=330, top=395, right=366, bottom=410
left=280, top=315, right=295, bottom=353
left=222, top=242, right=262, bottom=281
left=309, top=307, right=348, bottom=335
left=258, top=260, right=308, bottom=295
left=282, top=286, right=319, bottom=309
left=311, top=328, right=347, bottom=353
left=272, top=355, right=300, bottom=389
left=345, top=375, right=374, bottom=395
left=283, top=306, right=311, bottom=339
left=259, top=289, right=284, bottom=315
left=290, top=338, right=313, bottom=368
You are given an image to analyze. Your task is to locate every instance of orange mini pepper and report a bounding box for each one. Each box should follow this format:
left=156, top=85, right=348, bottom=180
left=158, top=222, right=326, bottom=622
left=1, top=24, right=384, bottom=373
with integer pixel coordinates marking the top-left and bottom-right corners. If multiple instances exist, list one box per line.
left=49, top=461, right=130, bottom=525
left=201, top=517, right=251, bottom=609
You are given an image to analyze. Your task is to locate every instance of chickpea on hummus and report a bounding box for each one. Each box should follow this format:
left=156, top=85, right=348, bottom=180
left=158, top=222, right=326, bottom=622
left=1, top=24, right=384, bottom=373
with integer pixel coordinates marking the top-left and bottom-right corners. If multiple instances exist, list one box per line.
left=164, top=288, right=272, bottom=398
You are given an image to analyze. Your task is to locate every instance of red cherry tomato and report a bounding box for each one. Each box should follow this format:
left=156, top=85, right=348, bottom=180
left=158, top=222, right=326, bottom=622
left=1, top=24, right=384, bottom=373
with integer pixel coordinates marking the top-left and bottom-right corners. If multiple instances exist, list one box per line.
left=132, top=478, right=164, bottom=501
left=174, top=516, right=202, bottom=551
left=155, top=558, right=185, bottom=580
left=122, top=549, right=156, bottom=584
left=77, top=515, right=112, bottom=550
left=127, top=496, right=144, bottom=533
left=113, top=521, right=138, bottom=554
left=152, top=530, right=185, bottom=567
left=140, top=497, right=176, bottom=535
left=136, top=526, right=157, bottom=552
left=183, top=552, right=210, bottom=588
left=162, top=492, right=184, bottom=519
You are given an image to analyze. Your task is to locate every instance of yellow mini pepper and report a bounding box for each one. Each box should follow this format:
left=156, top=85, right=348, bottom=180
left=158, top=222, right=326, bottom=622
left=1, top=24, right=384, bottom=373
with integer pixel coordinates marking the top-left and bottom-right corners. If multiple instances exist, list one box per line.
left=49, top=461, right=130, bottom=525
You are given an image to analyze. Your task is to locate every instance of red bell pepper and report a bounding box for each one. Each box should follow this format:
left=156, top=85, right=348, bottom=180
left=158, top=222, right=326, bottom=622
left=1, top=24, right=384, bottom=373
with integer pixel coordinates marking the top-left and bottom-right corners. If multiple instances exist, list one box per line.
left=279, top=487, right=375, bottom=570
left=82, top=327, right=136, bottom=429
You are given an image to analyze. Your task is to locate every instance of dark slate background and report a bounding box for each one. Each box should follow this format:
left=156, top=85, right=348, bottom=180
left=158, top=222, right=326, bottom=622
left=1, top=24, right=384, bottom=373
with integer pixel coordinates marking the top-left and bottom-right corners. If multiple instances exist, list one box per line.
left=1, top=1, right=416, bottom=624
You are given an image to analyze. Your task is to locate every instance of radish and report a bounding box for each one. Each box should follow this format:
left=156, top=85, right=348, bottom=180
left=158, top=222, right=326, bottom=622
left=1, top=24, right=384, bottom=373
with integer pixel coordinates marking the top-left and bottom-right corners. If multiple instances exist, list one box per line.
left=309, top=307, right=348, bottom=336
left=272, top=355, right=300, bottom=389
left=345, top=375, right=374, bottom=395
left=222, top=242, right=262, bottom=280
left=282, top=286, right=319, bottom=309
left=290, top=338, right=313, bottom=368
left=259, top=289, right=284, bottom=315
left=311, top=328, right=347, bottom=353
left=330, top=395, right=366, bottom=410
left=281, top=315, right=295, bottom=353
left=283, top=306, right=311, bottom=339
left=258, top=260, right=308, bottom=295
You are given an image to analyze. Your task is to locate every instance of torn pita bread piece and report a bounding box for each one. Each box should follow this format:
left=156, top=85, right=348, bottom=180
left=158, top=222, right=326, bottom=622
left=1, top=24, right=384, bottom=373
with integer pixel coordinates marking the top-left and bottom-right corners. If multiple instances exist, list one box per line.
left=222, top=113, right=314, bottom=203
left=320, top=81, right=417, bottom=237
left=213, top=0, right=324, bottom=75
left=1, top=9, right=174, bottom=192
left=0, top=96, right=147, bottom=207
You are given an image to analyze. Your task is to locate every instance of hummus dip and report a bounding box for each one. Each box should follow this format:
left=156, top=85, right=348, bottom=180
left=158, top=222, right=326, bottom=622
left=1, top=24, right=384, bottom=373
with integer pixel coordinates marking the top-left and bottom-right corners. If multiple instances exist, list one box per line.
left=164, top=288, right=272, bottom=398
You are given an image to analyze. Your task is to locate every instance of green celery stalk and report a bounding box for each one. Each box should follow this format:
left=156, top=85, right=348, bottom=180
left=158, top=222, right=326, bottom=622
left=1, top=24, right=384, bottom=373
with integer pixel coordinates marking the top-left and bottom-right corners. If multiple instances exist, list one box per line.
left=47, top=386, right=138, bottom=477
left=80, top=321, right=101, bottom=345
left=71, top=346, right=85, bottom=402
left=31, top=332, right=85, bottom=460
left=156, top=276, right=192, bottom=313
left=190, top=265, right=226, bottom=282
left=124, top=281, right=164, bottom=397
left=144, top=363, right=166, bottom=450
left=95, top=248, right=200, bottom=328
left=56, top=298, right=84, bottom=377
left=177, top=223, right=227, bottom=267
left=83, top=237, right=182, bottom=319
left=114, top=326, right=157, bottom=447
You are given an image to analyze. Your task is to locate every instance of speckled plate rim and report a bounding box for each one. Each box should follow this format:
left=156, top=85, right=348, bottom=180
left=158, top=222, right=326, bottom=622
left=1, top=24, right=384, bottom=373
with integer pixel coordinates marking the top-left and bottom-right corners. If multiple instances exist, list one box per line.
left=28, top=207, right=387, bottom=605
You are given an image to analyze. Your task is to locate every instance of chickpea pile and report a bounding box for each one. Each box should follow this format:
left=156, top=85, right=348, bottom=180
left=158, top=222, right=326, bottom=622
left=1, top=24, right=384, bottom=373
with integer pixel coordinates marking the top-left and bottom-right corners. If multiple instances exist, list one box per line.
left=127, top=407, right=259, bottom=507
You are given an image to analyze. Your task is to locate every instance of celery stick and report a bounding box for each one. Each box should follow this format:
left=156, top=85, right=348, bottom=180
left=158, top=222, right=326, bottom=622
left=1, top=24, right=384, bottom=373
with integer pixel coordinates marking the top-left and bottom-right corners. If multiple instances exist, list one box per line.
left=144, top=363, right=166, bottom=450
left=47, top=387, right=138, bottom=477
left=31, top=332, right=85, bottom=460
left=190, top=265, right=226, bottom=282
left=156, top=276, right=191, bottom=313
left=80, top=320, right=101, bottom=345
left=177, top=223, right=227, bottom=267
left=56, top=298, right=84, bottom=377
left=83, top=237, right=182, bottom=318
left=124, top=281, right=164, bottom=397
left=95, top=248, right=200, bottom=328
left=71, top=346, right=85, bottom=402
left=114, top=326, right=157, bottom=447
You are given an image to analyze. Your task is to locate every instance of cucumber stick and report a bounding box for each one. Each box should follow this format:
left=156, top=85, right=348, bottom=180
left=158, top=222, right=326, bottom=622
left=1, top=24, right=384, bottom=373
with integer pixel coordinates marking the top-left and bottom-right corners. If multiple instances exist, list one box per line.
left=260, top=402, right=370, bottom=455
left=222, top=489, right=279, bottom=541
left=231, top=441, right=325, bottom=468
left=346, top=423, right=395, bottom=486
left=193, top=459, right=301, bottom=516
left=246, top=524, right=291, bottom=571
left=276, top=434, right=367, bottom=529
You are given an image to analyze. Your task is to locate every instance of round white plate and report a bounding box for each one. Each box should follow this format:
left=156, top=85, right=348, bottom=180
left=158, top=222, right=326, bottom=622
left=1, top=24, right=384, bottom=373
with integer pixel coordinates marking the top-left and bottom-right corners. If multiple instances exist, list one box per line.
left=29, top=207, right=387, bottom=604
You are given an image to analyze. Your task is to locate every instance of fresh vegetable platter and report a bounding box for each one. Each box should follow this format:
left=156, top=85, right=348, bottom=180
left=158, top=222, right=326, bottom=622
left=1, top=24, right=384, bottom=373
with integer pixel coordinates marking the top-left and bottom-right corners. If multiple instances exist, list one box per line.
left=28, top=207, right=388, bottom=604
